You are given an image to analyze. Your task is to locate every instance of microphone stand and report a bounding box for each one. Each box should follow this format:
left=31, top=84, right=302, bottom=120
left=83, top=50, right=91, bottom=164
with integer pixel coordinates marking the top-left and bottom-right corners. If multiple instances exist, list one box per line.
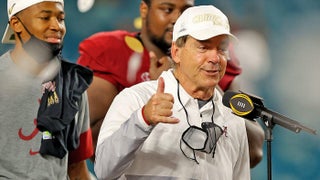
left=258, top=109, right=317, bottom=180
left=260, top=111, right=274, bottom=180
left=223, top=90, right=317, bottom=179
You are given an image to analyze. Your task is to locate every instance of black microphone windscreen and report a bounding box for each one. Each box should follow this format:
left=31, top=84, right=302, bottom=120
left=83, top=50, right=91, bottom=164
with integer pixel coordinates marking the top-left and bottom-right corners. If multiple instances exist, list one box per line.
left=222, top=90, right=239, bottom=108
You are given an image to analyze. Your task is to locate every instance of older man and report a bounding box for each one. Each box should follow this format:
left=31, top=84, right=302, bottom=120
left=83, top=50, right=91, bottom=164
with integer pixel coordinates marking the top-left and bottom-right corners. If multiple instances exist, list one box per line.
left=95, top=5, right=250, bottom=179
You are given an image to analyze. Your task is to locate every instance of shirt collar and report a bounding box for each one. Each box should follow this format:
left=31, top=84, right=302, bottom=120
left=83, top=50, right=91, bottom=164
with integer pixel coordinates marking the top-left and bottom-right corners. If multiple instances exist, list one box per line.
left=159, top=69, right=220, bottom=112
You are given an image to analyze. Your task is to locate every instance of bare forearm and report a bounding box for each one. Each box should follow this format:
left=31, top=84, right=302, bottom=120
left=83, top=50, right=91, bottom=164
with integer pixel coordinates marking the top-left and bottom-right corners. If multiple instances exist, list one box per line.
left=87, top=76, right=119, bottom=161
left=245, top=120, right=265, bottom=168
left=68, top=160, right=91, bottom=180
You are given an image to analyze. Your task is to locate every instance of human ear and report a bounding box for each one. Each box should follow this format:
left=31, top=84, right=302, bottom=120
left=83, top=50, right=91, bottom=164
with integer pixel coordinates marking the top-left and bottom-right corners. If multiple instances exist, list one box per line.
left=171, top=42, right=181, bottom=64
left=140, top=1, right=148, bottom=19
left=10, top=16, right=23, bottom=34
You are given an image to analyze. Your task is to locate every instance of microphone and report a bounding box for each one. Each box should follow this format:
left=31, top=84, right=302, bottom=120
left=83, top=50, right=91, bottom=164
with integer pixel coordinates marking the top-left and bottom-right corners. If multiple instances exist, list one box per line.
left=222, top=90, right=317, bottom=135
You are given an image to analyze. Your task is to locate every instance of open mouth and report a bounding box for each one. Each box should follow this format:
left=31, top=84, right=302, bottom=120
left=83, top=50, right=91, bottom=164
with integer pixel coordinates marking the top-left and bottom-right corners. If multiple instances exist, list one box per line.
left=46, top=37, right=61, bottom=43
left=46, top=35, right=62, bottom=43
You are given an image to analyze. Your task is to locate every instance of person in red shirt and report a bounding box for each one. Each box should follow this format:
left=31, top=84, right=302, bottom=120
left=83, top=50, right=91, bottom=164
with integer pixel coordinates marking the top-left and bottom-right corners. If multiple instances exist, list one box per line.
left=78, top=0, right=264, bottom=168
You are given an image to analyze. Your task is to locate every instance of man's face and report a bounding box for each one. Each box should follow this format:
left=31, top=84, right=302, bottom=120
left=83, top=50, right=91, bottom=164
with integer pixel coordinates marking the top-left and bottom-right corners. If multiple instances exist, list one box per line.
left=145, top=0, right=194, bottom=53
left=16, top=2, right=66, bottom=44
left=173, top=35, right=230, bottom=90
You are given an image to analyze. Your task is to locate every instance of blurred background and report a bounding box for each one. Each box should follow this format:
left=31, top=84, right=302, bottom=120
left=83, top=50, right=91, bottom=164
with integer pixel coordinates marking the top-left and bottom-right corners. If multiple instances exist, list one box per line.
left=1, top=0, right=319, bottom=179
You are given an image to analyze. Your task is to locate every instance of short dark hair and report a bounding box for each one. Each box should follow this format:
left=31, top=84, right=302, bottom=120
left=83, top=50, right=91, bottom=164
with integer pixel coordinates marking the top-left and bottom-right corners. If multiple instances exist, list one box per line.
left=142, top=0, right=151, bottom=7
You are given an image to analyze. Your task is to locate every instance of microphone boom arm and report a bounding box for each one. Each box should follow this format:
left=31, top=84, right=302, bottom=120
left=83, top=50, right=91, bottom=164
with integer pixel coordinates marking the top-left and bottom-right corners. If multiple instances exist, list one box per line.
left=224, top=90, right=317, bottom=135
left=259, top=107, right=317, bottom=135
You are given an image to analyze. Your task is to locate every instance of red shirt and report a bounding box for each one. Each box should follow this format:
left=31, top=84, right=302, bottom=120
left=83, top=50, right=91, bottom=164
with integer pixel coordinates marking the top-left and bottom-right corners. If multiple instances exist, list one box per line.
left=219, top=43, right=242, bottom=90
left=78, top=30, right=241, bottom=91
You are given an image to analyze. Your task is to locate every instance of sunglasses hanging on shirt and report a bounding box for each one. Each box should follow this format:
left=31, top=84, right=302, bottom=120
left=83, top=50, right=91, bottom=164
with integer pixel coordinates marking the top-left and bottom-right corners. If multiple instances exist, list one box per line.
left=176, top=79, right=223, bottom=164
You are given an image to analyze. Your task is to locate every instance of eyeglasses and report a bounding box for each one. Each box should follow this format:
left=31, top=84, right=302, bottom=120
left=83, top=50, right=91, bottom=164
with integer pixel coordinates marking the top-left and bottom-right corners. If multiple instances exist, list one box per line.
left=176, top=79, right=223, bottom=164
